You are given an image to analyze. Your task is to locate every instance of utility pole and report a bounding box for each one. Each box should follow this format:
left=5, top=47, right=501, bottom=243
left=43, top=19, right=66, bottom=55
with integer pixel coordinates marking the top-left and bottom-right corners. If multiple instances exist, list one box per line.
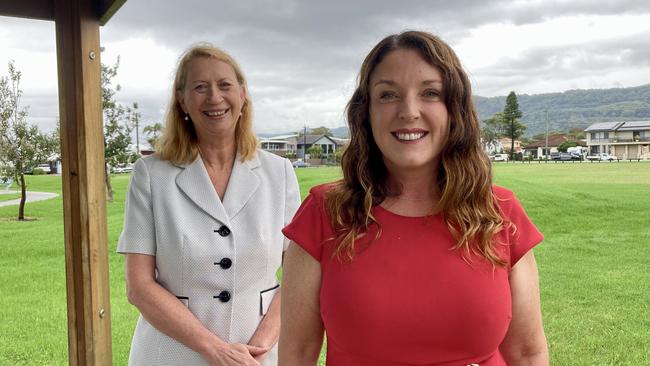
left=545, top=109, right=549, bottom=158
left=303, top=125, right=307, bottom=159
left=133, top=102, right=140, bottom=156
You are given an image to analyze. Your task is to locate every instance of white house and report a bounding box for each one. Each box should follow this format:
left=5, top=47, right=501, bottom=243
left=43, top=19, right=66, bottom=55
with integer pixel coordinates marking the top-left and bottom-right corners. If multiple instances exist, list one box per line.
left=585, top=121, right=650, bottom=159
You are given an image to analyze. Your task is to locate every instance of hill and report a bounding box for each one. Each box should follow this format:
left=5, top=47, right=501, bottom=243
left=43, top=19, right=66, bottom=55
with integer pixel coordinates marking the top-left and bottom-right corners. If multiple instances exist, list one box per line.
left=474, top=84, right=650, bottom=136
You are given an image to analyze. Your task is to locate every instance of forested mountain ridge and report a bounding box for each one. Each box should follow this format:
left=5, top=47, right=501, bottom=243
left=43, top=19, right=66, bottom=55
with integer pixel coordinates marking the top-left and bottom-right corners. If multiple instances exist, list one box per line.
left=474, top=84, right=650, bottom=137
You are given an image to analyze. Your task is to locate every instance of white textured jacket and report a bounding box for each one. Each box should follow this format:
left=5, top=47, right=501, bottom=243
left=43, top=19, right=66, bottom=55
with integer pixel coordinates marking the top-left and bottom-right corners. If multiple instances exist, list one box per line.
left=117, top=149, right=300, bottom=365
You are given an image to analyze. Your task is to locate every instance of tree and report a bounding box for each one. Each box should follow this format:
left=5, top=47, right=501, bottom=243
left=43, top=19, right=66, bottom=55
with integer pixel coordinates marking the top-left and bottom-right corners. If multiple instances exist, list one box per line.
left=143, top=122, right=163, bottom=149
left=47, top=119, right=61, bottom=157
left=102, top=55, right=135, bottom=202
left=0, top=61, right=54, bottom=220
left=502, top=91, right=525, bottom=160
left=481, top=112, right=505, bottom=153
left=557, top=141, right=578, bottom=152
left=333, top=146, right=345, bottom=164
left=567, top=127, right=585, bottom=140
left=310, top=126, right=332, bottom=137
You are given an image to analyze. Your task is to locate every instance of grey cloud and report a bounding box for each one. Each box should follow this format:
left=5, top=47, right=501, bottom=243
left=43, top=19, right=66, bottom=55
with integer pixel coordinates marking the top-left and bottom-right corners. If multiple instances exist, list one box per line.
left=471, top=29, right=650, bottom=96
left=100, top=1, right=650, bottom=129
left=0, top=16, right=56, bottom=52
left=4, top=1, right=650, bottom=133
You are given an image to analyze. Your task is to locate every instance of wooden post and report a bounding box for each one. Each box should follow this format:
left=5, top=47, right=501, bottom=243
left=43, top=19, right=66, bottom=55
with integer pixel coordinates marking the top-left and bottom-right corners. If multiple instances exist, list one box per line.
left=54, top=0, right=112, bottom=364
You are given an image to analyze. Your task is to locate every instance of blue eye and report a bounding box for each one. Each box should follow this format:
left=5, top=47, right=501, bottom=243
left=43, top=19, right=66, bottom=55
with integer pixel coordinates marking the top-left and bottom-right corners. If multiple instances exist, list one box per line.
left=422, top=89, right=440, bottom=98
left=379, top=91, right=397, bottom=101
left=423, top=89, right=441, bottom=99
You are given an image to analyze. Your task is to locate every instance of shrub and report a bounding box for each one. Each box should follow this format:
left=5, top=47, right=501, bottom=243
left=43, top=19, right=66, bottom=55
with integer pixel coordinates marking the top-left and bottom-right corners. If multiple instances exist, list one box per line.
left=307, top=145, right=323, bottom=159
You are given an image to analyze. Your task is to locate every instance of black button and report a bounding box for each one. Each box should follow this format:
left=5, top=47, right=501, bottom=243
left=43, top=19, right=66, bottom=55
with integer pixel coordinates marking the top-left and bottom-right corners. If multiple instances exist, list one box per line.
left=215, top=225, right=231, bottom=237
left=214, top=290, right=231, bottom=303
left=215, top=258, right=232, bottom=269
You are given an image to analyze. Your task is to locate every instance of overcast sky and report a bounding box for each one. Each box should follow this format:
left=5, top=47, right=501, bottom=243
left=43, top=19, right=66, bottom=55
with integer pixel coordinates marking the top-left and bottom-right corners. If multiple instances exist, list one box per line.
left=1, top=0, right=650, bottom=139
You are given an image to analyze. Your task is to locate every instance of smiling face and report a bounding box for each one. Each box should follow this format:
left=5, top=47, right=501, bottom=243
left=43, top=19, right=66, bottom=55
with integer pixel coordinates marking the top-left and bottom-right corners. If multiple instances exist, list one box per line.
left=368, top=49, right=449, bottom=175
left=177, top=56, right=246, bottom=143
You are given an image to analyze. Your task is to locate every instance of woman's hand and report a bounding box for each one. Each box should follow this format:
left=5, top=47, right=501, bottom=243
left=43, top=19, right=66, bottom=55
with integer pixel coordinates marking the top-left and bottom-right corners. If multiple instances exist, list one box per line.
left=127, top=254, right=251, bottom=363
left=247, top=344, right=271, bottom=363
left=204, top=343, right=261, bottom=366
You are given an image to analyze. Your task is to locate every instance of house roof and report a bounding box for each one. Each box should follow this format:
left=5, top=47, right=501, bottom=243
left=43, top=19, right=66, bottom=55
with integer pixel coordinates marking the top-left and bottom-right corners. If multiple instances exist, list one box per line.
left=584, top=121, right=625, bottom=132
left=297, top=134, right=344, bottom=146
left=266, top=133, right=299, bottom=140
left=616, top=120, right=650, bottom=131
left=260, top=137, right=296, bottom=144
left=524, top=134, right=568, bottom=148
left=330, top=137, right=350, bottom=145
left=585, top=120, right=650, bottom=132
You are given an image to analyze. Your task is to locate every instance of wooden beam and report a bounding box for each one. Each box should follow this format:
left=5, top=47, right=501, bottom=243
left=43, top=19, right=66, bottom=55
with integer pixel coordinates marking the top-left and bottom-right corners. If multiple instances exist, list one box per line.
left=0, top=0, right=54, bottom=21
left=0, top=0, right=128, bottom=25
left=98, top=0, right=127, bottom=26
left=54, top=0, right=112, bottom=365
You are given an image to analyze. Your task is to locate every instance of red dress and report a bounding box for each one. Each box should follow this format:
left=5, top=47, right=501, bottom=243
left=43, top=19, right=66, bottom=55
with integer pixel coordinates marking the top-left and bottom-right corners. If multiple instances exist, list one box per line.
left=282, top=184, right=543, bottom=366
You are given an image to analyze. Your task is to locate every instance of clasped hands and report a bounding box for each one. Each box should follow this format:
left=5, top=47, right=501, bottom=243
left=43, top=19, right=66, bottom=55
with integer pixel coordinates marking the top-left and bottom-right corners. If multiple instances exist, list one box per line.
left=206, top=342, right=271, bottom=366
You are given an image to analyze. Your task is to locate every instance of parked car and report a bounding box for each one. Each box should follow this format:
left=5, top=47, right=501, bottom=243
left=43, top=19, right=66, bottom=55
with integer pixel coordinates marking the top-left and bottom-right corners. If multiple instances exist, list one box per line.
left=558, top=152, right=573, bottom=161
left=292, top=159, right=310, bottom=168
left=586, top=153, right=616, bottom=161
left=30, top=163, right=51, bottom=174
left=112, top=164, right=134, bottom=173
left=491, top=154, right=508, bottom=162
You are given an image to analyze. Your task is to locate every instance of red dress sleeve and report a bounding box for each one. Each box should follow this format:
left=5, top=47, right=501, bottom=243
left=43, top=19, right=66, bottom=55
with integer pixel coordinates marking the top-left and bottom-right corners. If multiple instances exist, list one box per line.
left=493, top=186, right=544, bottom=266
left=282, top=184, right=335, bottom=262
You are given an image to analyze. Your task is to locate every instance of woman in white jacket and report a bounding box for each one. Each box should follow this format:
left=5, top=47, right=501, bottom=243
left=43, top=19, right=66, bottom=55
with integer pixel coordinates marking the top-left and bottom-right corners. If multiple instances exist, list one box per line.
left=118, top=43, right=300, bottom=366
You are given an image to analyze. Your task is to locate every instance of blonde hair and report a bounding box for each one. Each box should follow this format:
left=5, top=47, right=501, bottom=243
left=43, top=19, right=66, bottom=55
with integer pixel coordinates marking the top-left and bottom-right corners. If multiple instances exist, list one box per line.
left=325, top=31, right=507, bottom=266
left=157, top=43, right=257, bottom=164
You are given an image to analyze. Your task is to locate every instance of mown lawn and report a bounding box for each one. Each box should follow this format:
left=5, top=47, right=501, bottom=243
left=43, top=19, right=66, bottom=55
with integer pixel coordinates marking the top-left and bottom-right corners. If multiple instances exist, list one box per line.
left=0, top=162, right=648, bottom=365
left=0, top=192, right=22, bottom=202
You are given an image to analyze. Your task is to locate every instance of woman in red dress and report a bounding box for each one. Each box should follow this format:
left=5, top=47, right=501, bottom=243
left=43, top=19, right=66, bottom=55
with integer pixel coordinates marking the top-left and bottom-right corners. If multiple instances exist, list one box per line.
left=279, top=31, right=549, bottom=365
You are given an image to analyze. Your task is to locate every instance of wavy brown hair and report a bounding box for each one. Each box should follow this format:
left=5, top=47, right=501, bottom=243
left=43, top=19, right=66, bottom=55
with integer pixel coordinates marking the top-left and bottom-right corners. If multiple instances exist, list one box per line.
left=325, top=31, right=507, bottom=266
left=157, top=43, right=257, bottom=165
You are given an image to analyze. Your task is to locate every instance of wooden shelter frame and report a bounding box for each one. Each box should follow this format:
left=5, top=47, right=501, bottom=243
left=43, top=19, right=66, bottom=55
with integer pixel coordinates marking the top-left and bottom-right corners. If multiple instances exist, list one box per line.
left=0, top=1, right=127, bottom=364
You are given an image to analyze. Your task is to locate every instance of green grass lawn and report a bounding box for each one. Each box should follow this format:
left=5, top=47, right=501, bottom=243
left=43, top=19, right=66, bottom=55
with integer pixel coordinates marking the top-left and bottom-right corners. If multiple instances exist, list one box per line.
left=0, top=163, right=649, bottom=365
left=0, top=192, right=22, bottom=202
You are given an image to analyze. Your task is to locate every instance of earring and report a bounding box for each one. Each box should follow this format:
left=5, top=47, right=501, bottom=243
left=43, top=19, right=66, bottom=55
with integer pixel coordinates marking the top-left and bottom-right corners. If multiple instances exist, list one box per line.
left=184, top=113, right=189, bottom=121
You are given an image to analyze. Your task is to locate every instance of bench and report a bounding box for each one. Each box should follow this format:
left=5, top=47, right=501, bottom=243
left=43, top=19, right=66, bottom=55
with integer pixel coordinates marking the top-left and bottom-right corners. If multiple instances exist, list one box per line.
left=0, top=177, right=14, bottom=192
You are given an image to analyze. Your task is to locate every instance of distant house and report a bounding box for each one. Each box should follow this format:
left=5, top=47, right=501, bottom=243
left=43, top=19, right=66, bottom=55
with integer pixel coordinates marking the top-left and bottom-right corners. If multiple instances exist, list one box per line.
left=523, top=134, right=585, bottom=158
left=259, top=134, right=298, bottom=158
left=295, top=134, right=347, bottom=159
left=585, top=121, right=650, bottom=159
left=483, top=137, right=523, bottom=155
left=46, top=154, right=63, bottom=174
left=498, top=137, right=523, bottom=154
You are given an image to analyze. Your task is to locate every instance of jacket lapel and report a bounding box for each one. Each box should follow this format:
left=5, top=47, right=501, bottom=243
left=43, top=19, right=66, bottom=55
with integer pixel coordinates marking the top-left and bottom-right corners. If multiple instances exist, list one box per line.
left=175, top=156, right=229, bottom=224
left=223, top=153, right=260, bottom=219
